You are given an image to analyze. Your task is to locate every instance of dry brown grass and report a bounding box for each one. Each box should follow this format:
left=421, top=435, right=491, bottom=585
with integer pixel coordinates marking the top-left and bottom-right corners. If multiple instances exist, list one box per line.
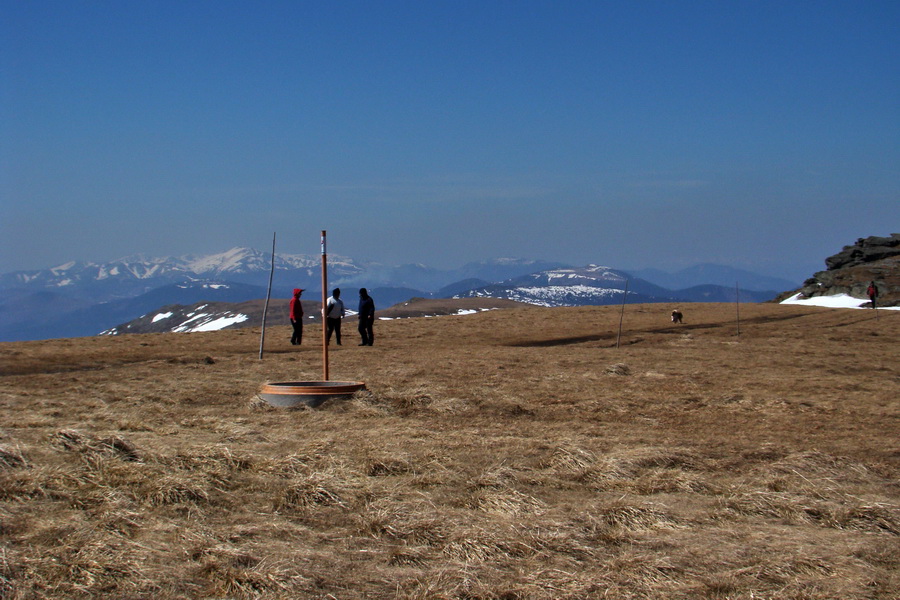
left=1, top=302, right=898, bottom=599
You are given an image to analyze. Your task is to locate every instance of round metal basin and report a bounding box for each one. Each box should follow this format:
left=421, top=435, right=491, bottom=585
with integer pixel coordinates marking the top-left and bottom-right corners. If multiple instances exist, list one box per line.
left=258, top=381, right=366, bottom=408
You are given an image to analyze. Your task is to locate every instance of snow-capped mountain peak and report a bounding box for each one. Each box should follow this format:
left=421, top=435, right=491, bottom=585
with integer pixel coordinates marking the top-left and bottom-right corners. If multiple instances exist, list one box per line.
left=184, top=247, right=269, bottom=274
left=520, top=265, right=626, bottom=286
left=50, top=261, right=80, bottom=274
left=0, top=247, right=367, bottom=302
left=456, top=264, right=675, bottom=307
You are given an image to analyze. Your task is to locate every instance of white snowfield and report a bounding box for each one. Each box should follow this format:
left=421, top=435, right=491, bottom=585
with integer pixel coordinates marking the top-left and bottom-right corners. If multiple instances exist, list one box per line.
left=379, top=307, right=498, bottom=321
left=464, top=285, right=624, bottom=308
left=504, top=285, right=623, bottom=307
left=780, top=293, right=899, bottom=310
left=172, top=312, right=249, bottom=333
left=186, top=314, right=249, bottom=332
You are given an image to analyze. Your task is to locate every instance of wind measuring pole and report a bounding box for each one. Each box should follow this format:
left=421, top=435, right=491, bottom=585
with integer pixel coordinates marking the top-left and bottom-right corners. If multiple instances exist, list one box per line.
left=255, top=231, right=365, bottom=408
left=321, top=231, right=329, bottom=381
left=616, top=279, right=629, bottom=349
left=259, top=232, right=276, bottom=360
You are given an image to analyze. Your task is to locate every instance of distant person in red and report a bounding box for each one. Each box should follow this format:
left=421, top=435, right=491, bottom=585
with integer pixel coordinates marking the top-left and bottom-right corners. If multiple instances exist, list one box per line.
left=290, top=288, right=304, bottom=345
left=867, top=281, right=878, bottom=309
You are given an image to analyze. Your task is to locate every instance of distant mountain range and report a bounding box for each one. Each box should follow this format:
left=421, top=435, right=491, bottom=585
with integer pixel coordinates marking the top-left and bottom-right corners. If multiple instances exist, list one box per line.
left=451, top=264, right=777, bottom=306
left=0, top=247, right=361, bottom=304
left=0, top=247, right=797, bottom=341
left=626, top=264, right=798, bottom=293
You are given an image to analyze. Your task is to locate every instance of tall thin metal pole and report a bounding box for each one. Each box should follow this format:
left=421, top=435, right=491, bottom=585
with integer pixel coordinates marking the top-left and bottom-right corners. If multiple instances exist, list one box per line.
left=259, top=232, right=276, bottom=360
left=321, top=231, right=329, bottom=381
left=616, top=279, right=629, bottom=349
left=735, top=281, right=741, bottom=337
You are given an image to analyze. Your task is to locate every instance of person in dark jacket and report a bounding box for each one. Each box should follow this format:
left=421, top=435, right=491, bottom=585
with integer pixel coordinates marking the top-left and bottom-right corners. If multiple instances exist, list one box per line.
left=357, top=288, right=375, bottom=346
left=289, top=288, right=304, bottom=345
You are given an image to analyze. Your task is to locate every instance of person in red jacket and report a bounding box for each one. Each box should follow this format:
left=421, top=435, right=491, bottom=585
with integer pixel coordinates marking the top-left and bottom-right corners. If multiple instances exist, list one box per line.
left=289, top=288, right=304, bottom=345
left=867, top=281, right=878, bottom=309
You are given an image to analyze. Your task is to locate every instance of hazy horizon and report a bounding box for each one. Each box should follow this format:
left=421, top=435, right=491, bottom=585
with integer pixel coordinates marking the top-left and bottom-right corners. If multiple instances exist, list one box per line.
left=0, top=242, right=812, bottom=287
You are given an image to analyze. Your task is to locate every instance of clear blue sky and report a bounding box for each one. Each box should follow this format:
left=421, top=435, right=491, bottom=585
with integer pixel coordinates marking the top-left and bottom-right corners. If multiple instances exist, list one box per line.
left=2, top=1, right=897, bottom=282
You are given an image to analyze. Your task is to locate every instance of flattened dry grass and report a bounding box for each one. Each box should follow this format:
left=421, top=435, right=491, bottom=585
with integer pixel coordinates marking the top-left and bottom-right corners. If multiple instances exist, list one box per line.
left=1, top=303, right=898, bottom=598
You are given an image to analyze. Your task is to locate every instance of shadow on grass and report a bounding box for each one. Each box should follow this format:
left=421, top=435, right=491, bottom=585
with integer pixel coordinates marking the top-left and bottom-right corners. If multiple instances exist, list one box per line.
left=506, top=311, right=815, bottom=348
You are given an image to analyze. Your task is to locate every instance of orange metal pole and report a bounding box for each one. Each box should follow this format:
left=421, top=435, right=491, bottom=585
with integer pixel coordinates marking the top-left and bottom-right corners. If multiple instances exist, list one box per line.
left=321, top=231, right=329, bottom=381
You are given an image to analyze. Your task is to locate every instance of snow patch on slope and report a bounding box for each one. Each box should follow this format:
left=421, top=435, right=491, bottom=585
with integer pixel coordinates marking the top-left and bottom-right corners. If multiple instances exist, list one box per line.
left=781, top=293, right=900, bottom=310
left=171, top=310, right=249, bottom=332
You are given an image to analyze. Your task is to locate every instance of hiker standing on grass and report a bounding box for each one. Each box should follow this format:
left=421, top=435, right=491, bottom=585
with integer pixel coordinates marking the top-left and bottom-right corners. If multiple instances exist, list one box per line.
left=325, top=288, right=345, bottom=345
left=867, top=281, right=878, bottom=309
left=289, top=288, right=304, bottom=345
left=358, top=288, right=375, bottom=346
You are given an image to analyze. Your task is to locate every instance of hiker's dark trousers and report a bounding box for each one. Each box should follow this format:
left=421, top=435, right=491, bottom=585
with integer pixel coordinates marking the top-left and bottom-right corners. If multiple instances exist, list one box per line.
left=359, top=319, right=374, bottom=346
left=326, top=318, right=342, bottom=344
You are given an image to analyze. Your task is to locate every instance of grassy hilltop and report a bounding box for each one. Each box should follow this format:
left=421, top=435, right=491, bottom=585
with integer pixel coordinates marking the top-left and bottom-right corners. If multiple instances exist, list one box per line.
left=1, top=303, right=898, bottom=599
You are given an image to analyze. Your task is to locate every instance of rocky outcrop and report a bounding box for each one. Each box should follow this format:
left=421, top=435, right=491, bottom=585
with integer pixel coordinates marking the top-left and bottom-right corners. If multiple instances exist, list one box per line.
left=784, top=234, right=900, bottom=307
left=823, top=234, right=900, bottom=270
